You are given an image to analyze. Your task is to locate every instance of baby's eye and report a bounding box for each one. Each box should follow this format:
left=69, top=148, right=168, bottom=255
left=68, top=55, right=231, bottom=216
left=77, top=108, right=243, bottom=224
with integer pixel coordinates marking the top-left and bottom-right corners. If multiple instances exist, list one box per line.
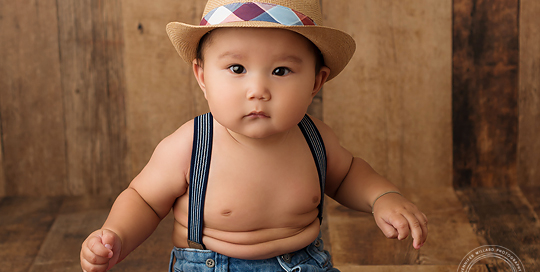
left=229, top=65, right=246, bottom=74
left=272, top=67, right=291, bottom=76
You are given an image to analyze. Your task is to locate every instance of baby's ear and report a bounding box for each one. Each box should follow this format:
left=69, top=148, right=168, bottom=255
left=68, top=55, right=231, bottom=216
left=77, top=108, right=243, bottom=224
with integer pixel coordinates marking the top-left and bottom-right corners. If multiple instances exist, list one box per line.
left=192, top=59, right=207, bottom=98
left=312, top=66, right=331, bottom=96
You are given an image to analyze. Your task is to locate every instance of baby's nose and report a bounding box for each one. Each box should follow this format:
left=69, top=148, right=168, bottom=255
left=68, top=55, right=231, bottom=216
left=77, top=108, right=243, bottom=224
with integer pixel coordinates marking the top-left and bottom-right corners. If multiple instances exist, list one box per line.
left=246, top=78, right=271, bottom=101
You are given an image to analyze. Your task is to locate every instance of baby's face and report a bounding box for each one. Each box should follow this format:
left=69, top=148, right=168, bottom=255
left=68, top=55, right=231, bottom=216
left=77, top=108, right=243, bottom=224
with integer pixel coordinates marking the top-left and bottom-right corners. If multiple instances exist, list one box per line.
left=193, top=28, right=329, bottom=140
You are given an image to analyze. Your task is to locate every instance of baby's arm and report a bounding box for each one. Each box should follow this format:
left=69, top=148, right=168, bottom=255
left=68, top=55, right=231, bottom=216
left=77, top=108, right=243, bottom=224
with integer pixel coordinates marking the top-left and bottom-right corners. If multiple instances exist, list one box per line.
left=312, top=117, right=428, bottom=249
left=80, top=121, right=193, bottom=271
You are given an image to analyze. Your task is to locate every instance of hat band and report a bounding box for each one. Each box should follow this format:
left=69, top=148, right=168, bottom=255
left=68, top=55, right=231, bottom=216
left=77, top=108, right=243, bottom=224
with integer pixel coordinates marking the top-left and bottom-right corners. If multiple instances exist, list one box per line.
left=200, top=2, right=316, bottom=26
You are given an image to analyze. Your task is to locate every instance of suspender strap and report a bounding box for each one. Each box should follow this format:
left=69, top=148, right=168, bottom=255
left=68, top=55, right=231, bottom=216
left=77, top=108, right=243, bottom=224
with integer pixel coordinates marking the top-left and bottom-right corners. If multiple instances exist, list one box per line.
left=297, top=115, right=327, bottom=224
left=187, top=113, right=213, bottom=250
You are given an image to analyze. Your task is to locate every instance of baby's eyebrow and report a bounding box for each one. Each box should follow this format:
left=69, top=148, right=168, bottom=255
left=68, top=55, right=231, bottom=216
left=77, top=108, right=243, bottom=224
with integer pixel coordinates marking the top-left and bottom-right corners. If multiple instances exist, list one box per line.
left=275, top=55, right=303, bottom=64
left=217, top=52, right=304, bottom=64
left=218, top=51, right=244, bottom=60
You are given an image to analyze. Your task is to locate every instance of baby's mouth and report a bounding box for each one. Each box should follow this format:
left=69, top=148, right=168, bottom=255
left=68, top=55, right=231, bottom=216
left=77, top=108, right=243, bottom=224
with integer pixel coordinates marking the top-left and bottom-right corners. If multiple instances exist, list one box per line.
left=245, top=111, right=269, bottom=118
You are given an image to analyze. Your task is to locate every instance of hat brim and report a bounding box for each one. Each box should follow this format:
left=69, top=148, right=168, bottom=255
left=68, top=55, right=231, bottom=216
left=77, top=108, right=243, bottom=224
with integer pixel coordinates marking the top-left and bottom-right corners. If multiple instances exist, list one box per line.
left=166, top=21, right=356, bottom=81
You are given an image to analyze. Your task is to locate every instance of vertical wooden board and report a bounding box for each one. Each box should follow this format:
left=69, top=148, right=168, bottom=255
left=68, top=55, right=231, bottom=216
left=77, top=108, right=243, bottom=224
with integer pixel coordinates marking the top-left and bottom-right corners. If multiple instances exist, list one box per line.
left=0, top=0, right=67, bottom=196
left=452, top=0, right=519, bottom=188
left=122, top=0, right=209, bottom=179
left=322, top=0, right=452, bottom=189
left=56, top=0, right=128, bottom=196
left=518, top=0, right=540, bottom=187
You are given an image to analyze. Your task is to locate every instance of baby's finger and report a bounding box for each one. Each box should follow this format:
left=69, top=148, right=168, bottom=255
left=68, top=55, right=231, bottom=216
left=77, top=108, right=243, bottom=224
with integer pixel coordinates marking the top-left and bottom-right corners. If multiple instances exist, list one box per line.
left=401, top=211, right=426, bottom=249
left=81, top=243, right=111, bottom=265
left=384, top=213, right=410, bottom=241
left=374, top=216, right=398, bottom=239
left=81, top=257, right=109, bottom=272
left=417, top=212, right=428, bottom=246
left=87, top=236, right=113, bottom=258
left=101, top=231, right=116, bottom=249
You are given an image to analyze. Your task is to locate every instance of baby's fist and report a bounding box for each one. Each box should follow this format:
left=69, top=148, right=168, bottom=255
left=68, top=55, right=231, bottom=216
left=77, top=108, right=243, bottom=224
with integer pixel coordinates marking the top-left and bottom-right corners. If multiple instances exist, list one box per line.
left=80, top=229, right=122, bottom=272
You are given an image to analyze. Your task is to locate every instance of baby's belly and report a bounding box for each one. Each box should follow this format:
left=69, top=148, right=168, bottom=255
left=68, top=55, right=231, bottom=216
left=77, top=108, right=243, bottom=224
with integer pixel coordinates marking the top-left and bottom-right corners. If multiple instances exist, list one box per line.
left=171, top=191, right=321, bottom=260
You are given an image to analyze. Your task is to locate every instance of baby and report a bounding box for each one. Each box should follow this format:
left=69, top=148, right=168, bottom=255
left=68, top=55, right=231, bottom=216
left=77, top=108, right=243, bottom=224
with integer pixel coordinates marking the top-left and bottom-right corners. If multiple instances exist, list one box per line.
left=80, top=0, right=428, bottom=271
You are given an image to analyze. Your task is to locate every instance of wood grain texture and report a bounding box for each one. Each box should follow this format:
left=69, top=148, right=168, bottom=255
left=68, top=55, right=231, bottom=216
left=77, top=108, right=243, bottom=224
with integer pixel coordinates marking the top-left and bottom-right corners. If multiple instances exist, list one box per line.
left=27, top=196, right=115, bottom=271
left=456, top=187, right=540, bottom=271
left=0, top=0, right=67, bottom=196
left=122, top=0, right=209, bottom=179
left=326, top=187, right=481, bottom=266
left=0, top=197, right=63, bottom=272
left=338, top=265, right=489, bottom=272
left=29, top=210, right=110, bottom=271
left=521, top=186, right=540, bottom=217
left=28, top=196, right=174, bottom=272
left=0, top=145, right=5, bottom=197
left=518, top=0, right=540, bottom=188
left=452, top=0, right=519, bottom=188
left=322, top=0, right=452, bottom=189
left=56, top=0, right=128, bottom=195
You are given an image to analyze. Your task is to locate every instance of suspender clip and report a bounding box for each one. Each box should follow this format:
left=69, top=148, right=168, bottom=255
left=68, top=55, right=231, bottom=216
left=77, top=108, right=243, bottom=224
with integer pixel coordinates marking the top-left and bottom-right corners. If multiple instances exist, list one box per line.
left=188, top=240, right=206, bottom=250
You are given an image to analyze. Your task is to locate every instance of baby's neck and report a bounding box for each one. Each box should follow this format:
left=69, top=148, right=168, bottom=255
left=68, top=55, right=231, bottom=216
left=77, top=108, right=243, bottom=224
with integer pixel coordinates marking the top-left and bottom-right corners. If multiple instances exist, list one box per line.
left=224, top=127, right=294, bottom=149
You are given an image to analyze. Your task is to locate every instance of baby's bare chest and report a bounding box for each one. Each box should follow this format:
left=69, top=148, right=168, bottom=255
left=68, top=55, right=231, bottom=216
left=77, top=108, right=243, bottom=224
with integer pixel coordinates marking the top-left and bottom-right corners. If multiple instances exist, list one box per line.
left=201, top=143, right=321, bottom=228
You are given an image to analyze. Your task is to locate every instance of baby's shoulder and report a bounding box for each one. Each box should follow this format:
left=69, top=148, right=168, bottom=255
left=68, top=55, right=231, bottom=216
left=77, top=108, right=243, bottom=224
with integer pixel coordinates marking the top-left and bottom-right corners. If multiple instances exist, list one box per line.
left=150, top=119, right=195, bottom=165
left=307, top=115, right=351, bottom=156
left=307, top=115, right=338, bottom=142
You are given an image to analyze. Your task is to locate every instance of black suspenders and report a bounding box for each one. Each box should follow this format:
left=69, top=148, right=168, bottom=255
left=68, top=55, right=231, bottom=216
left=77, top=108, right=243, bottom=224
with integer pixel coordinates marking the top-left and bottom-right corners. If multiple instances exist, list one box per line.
left=297, top=115, right=327, bottom=224
left=187, top=113, right=213, bottom=250
left=187, top=113, right=327, bottom=249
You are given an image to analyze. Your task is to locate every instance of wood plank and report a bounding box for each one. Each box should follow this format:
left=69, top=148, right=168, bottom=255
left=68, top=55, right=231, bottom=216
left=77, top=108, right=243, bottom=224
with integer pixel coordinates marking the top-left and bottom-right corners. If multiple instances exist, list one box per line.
left=28, top=196, right=114, bottom=271
left=520, top=186, right=540, bottom=217
left=29, top=196, right=174, bottom=272
left=452, top=0, right=519, bottom=187
left=456, top=187, right=540, bottom=271
left=56, top=0, right=128, bottom=195
left=322, top=0, right=452, bottom=189
left=0, top=145, right=5, bottom=197
left=518, top=0, right=540, bottom=187
left=0, top=0, right=67, bottom=196
left=0, top=197, right=63, bottom=272
left=337, top=264, right=489, bottom=272
left=326, top=187, right=481, bottom=266
left=122, top=0, right=209, bottom=178
left=29, top=210, right=110, bottom=272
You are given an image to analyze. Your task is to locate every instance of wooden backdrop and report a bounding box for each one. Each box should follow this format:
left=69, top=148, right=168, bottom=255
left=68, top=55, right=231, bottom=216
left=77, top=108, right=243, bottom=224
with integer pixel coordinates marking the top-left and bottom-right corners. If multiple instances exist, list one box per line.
left=0, top=0, right=538, bottom=197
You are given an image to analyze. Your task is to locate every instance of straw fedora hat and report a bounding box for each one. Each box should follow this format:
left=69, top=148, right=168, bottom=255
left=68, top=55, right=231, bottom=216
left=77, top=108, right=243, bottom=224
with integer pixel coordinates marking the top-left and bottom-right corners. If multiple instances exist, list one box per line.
left=166, top=0, right=356, bottom=81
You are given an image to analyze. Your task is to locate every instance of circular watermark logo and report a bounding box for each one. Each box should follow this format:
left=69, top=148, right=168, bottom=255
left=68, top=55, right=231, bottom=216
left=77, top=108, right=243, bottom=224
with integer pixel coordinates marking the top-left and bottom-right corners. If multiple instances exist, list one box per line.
left=458, top=245, right=525, bottom=272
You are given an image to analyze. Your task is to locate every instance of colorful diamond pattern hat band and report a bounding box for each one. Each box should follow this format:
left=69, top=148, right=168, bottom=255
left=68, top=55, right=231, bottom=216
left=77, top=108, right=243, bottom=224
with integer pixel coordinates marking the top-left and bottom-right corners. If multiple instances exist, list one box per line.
left=200, top=2, right=316, bottom=26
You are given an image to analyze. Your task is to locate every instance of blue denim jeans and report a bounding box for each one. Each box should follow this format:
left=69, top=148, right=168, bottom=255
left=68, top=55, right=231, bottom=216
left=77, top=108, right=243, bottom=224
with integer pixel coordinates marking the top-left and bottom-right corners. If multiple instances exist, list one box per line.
left=169, top=233, right=339, bottom=272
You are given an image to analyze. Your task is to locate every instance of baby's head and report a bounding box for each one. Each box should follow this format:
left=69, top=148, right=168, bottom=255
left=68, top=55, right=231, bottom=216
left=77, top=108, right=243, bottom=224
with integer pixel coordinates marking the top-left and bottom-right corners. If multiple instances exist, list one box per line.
left=166, top=0, right=356, bottom=139
left=166, top=0, right=356, bottom=81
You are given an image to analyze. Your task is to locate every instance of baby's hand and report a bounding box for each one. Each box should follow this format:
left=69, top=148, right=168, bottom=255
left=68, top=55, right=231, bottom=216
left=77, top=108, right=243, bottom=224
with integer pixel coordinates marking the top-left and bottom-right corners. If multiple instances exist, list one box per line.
left=371, top=193, right=428, bottom=249
left=80, top=229, right=122, bottom=272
